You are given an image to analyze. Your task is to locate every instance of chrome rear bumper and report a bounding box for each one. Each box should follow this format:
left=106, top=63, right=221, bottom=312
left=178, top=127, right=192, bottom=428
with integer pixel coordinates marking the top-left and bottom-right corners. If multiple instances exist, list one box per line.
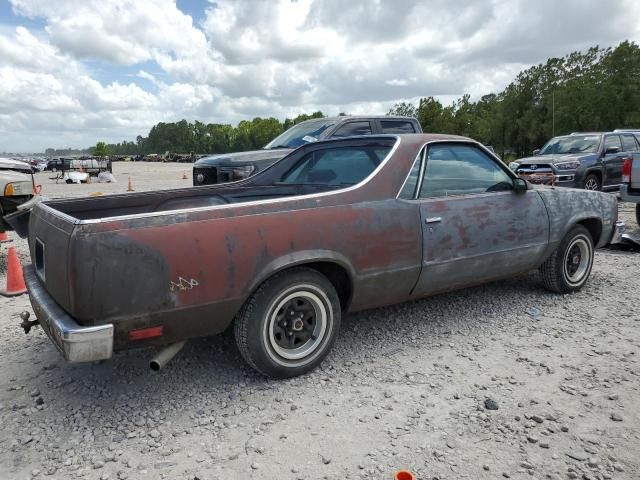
left=24, top=265, right=113, bottom=362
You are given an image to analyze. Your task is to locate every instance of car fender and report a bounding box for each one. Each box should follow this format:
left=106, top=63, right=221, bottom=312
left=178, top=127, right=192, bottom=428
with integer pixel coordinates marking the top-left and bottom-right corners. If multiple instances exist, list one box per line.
left=535, top=187, right=616, bottom=251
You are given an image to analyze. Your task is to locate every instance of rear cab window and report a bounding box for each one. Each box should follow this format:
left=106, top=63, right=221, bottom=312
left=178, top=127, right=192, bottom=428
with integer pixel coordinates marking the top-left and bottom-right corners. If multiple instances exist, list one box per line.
left=330, top=121, right=372, bottom=138
left=621, top=134, right=640, bottom=152
left=380, top=120, right=416, bottom=134
left=280, top=145, right=390, bottom=186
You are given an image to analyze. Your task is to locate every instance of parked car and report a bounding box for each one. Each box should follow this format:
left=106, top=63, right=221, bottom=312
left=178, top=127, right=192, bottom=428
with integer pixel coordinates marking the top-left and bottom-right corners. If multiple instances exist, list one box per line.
left=22, top=134, right=623, bottom=378
left=192, top=116, right=422, bottom=186
left=0, top=169, right=35, bottom=232
left=0, top=157, right=33, bottom=175
left=45, top=158, right=70, bottom=172
left=620, top=153, right=640, bottom=225
left=510, top=131, right=640, bottom=191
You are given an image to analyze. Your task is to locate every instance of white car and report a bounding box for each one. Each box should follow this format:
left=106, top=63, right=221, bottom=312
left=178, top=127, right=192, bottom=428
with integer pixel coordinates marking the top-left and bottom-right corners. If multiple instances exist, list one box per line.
left=0, top=169, right=35, bottom=232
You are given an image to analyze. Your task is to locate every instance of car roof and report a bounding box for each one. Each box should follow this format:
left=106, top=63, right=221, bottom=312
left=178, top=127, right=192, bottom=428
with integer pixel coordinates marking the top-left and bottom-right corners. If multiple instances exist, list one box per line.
left=299, top=115, right=418, bottom=124
left=310, top=133, right=472, bottom=148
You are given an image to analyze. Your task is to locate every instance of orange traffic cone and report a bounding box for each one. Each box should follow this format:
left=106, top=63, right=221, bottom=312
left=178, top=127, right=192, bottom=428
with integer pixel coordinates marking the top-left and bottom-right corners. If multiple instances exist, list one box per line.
left=182, top=171, right=188, bottom=180
left=0, top=231, right=9, bottom=243
left=0, top=246, right=27, bottom=297
left=394, top=471, right=416, bottom=480
left=127, top=177, right=134, bottom=191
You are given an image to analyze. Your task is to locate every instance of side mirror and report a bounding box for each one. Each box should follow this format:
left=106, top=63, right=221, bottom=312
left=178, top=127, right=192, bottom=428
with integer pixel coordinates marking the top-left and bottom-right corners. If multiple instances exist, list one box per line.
left=532, top=149, right=541, bottom=156
left=605, top=146, right=620, bottom=155
left=513, top=177, right=528, bottom=193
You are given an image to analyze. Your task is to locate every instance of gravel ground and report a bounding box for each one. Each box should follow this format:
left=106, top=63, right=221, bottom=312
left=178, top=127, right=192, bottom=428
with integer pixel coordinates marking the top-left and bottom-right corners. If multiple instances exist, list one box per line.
left=1, top=163, right=639, bottom=480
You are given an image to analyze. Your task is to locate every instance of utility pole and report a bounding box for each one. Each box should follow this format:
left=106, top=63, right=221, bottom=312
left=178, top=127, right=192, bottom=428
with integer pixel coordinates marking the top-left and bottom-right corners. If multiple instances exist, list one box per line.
left=552, top=92, right=555, bottom=137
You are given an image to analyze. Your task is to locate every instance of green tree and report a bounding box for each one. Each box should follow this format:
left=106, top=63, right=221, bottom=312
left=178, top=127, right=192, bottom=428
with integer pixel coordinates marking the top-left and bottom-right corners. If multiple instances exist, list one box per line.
left=94, top=141, right=109, bottom=156
left=387, top=102, right=416, bottom=118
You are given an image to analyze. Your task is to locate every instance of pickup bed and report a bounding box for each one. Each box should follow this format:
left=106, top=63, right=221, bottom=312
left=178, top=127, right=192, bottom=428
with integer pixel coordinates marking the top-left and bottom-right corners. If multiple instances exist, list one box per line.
left=620, top=153, right=640, bottom=225
left=23, top=134, right=624, bottom=378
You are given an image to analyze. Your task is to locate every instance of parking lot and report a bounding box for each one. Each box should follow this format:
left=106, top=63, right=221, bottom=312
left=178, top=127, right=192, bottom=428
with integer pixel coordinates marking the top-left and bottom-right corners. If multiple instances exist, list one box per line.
left=1, top=162, right=639, bottom=480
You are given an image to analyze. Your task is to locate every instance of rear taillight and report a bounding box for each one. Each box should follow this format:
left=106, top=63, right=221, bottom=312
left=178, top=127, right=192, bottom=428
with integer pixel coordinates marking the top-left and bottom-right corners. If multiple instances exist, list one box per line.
left=622, top=156, right=633, bottom=184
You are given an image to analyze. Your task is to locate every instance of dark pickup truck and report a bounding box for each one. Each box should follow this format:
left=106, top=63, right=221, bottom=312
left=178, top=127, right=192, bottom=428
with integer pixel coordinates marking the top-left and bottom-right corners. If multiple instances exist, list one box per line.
left=23, top=134, right=623, bottom=378
left=510, top=132, right=640, bottom=191
left=192, top=115, right=422, bottom=186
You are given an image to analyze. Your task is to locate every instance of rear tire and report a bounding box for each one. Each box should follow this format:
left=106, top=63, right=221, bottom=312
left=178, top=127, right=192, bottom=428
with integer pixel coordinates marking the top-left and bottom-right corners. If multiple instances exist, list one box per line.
left=234, top=267, right=341, bottom=378
left=636, top=204, right=640, bottom=226
left=583, top=174, right=601, bottom=191
left=539, top=225, right=594, bottom=293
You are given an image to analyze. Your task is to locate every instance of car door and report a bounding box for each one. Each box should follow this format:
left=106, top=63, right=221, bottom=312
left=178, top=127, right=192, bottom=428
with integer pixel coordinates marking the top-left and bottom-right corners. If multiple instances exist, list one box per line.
left=408, top=143, right=550, bottom=297
left=602, top=134, right=625, bottom=186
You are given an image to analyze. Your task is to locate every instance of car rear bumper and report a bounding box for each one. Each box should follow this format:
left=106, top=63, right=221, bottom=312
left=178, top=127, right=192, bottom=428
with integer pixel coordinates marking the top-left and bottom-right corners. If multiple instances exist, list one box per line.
left=24, top=265, right=113, bottom=362
left=619, top=185, right=640, bottom=203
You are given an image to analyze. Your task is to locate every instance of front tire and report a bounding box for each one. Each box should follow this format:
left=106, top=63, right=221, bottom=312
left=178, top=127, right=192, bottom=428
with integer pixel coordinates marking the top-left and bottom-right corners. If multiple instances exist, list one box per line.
left=539, top=225, right=594, bottom=293
left=234, top=267, right=341, bottom=378
left=583, top=173, right=601, bottom=191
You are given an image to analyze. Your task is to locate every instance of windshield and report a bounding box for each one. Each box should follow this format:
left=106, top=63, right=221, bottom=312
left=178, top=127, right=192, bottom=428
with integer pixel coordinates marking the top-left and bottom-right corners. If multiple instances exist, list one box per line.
left=264, top=119, right=338, bottom=149
left=539, top=135, right=601, bottom=155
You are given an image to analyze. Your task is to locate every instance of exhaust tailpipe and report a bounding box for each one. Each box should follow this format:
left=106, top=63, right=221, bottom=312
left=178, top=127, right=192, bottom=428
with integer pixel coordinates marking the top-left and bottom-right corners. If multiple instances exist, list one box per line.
left=150, top=341, right=185, bottom=371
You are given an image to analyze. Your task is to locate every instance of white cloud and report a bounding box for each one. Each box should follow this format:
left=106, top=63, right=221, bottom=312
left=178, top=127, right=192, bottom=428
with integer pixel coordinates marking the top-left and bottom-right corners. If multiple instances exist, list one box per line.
left=1, top=0, right=639, bottom=151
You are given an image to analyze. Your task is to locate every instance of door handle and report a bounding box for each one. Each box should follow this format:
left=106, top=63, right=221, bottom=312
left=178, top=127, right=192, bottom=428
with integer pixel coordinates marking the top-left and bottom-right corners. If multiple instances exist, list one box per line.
left=425, top=217, right=442, bottom=224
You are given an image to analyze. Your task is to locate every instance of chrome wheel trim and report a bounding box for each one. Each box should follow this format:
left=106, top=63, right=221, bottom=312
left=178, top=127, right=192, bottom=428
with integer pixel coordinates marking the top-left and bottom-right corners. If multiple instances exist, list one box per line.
left=264, top=285, right=330, bottom=364
left=563, top=236, right=592, bottom=285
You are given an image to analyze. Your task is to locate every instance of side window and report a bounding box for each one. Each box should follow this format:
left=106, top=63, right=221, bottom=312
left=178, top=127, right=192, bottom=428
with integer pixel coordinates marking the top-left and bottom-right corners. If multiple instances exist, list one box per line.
left=621, top=135, right=639, bottom=152
left=380, top=120, right=416, bottom=134
left=604, top=135, right=622, bottom=152
left=419, top=144, right=514, bottom=198
left=398, top=149, right=423, bottom=198
left=280, top=146, right=390, bottom=186
left=331, top=121, right=372, bottom=138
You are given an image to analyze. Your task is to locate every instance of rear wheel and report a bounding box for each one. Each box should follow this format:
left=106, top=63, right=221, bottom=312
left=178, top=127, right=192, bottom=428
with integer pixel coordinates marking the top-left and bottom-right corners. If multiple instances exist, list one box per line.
left=584, top=174, right=601, bottom=191
left=636, top=204, right=640, bottom=226
left=539, top=225, right=594, bottom=293
left=234, top=268, right=341, bottom=378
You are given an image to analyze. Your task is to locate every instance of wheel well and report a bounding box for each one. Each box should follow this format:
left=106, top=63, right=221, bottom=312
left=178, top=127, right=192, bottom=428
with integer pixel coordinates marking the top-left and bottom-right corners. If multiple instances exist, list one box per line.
left=577, top=218, right=602, bottom=245
left=585, top=169, right=602, bottom=183
left=301, top=261, right=352, bottom=311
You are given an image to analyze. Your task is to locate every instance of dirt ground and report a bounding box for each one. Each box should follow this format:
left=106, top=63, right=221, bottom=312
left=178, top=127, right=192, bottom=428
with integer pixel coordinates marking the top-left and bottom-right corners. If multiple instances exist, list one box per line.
left=0, top=163, right=639, bottom=480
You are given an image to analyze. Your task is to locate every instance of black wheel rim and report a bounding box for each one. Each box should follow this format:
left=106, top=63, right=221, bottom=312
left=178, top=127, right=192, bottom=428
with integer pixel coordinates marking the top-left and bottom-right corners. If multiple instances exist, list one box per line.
left=273, top=297, right=316, bottom=350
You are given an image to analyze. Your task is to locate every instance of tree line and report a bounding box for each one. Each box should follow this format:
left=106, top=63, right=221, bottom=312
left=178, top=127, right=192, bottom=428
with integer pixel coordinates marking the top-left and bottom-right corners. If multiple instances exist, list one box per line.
left=44, top=41, right=640, bottom=160
left=389, top=41, right=640, bottom=159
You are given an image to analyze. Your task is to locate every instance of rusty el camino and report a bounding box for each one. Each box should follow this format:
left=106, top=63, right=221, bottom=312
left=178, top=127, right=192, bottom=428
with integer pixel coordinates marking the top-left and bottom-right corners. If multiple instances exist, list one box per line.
left=23, top=134, right=624, bottom=378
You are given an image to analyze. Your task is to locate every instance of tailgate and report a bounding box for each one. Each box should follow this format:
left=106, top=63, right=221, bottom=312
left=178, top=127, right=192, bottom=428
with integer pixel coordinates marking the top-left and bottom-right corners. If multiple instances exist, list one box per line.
left=28, top=203, right=76, bottom=313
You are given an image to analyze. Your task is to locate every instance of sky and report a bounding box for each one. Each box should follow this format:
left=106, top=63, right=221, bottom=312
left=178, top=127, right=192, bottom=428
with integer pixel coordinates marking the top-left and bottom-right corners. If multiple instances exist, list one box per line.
left=1, top=0, right=640, bottom=153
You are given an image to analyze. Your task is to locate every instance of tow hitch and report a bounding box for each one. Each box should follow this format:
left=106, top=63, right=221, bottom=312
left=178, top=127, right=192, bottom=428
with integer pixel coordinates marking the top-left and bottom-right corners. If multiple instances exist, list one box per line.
left=20, top=311, right=39, bottom=334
